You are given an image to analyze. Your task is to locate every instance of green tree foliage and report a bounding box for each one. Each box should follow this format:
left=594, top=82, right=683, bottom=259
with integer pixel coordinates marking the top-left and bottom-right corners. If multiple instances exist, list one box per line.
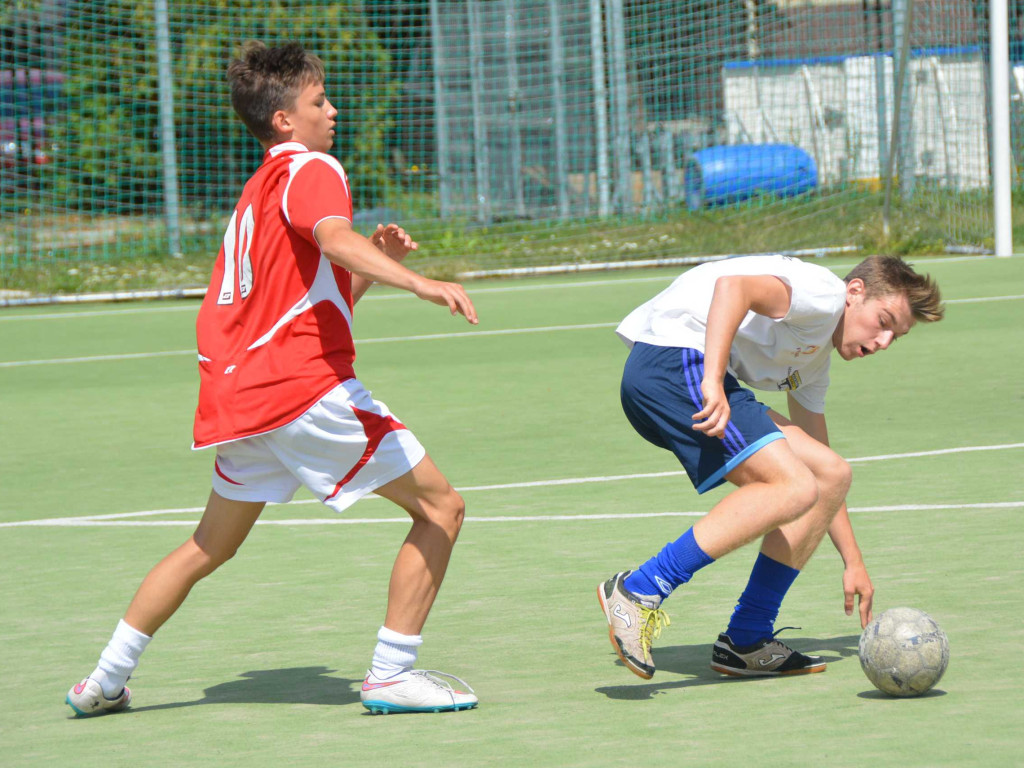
left=54, top=0, right=397, bottom=214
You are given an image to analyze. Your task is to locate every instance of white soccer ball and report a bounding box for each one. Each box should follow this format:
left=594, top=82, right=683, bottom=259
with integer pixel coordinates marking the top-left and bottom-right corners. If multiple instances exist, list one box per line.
left=858, top=607, right=950, bottom=697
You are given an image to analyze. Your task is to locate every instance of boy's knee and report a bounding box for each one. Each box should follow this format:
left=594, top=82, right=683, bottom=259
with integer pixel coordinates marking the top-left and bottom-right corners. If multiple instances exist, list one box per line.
left=412, top=487, right=465, bottom=537
left=812, top=451, right=852, bottom=503
left=779, top=465, right=820, bottom=523
left=189, top=536, right=241, bottom=575
left=437, top=490, right=465, bottom=537
left=829, top=455, right=853, bottom=496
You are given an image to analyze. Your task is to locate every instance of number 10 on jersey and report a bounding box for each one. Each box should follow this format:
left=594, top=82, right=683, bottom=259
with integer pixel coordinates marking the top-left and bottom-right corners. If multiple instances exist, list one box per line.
left=218, top=204, right=255, bottom=304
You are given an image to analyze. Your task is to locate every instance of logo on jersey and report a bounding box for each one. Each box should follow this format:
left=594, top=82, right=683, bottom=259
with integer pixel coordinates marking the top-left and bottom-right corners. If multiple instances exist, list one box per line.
left=776, top=370, right=802, bottom=391
left=790, top=345, right=820, bottom=358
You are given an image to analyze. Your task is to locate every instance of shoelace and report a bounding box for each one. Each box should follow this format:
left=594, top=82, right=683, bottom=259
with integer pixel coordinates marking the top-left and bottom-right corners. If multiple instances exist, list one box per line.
left=767, top=626, right=801, bottom=652
left=638, top=606, right=671, bottom=652
left=412, top=670, right=476, bottom=695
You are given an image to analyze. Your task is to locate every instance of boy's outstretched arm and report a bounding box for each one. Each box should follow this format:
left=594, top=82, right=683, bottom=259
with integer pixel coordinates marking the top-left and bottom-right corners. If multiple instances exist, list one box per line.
left=786, top=395, right=875, bottom=628
left=314, top=218, right=477, bottom=324
left=695, top=274, right=792, bottom=437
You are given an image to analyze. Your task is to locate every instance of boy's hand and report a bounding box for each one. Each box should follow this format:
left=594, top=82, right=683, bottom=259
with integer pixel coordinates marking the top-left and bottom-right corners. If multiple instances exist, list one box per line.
left=693, top=379, right=730, bottom=437
left=371, top=223, right=418, bottom=262
left=413, top=276, right=478, bottom=325
left=843, top=560, right=874, bottom=628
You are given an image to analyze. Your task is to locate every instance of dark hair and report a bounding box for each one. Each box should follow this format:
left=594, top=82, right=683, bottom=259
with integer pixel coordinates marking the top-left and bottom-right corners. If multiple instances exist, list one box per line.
left=227, top=41, right=326, bottom=142
left=844, top=255, right=944, bottom=322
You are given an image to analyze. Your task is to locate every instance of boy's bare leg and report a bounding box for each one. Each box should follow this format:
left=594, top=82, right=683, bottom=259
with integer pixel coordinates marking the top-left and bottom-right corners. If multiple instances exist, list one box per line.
left=124, top=492, right=265, bottom=635
left=358, top=455, right=477, bottom=712
left=598, top=435, right=825, bottom=681
left=706, top=416, right=852, bottom=677
left=758, top=415, right=852, bottom=570
left=691, top=438, right=820, bottom=560
left=68, top=492, right=265, bottom=712
left=373, top=455, right=464, bottom=636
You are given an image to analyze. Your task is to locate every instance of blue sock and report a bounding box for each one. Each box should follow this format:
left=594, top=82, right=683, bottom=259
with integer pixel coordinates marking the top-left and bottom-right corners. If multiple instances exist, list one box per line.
left=726, top=552, right=800, bottom=646
left=624, top=527, right=714, bottom=599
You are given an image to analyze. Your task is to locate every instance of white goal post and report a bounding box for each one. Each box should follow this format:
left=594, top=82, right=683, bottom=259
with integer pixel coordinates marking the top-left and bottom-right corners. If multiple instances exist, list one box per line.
left=991, top=0, right=1013, bottom=256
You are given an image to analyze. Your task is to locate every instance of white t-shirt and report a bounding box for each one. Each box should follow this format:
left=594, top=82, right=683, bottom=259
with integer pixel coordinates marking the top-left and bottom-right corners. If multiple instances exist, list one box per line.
left=616, top=255, right=846, bottom=413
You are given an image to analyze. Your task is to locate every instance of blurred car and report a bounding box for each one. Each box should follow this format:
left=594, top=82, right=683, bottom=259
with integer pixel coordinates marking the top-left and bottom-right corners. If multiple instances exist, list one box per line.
left=0, top=68, right=64, bottom=188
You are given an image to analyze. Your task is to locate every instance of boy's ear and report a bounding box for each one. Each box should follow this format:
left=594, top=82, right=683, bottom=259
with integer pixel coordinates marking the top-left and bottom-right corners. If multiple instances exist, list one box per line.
left=270, top=108, right=292, bottom=138
left=846, top=277, right=865, bottom=297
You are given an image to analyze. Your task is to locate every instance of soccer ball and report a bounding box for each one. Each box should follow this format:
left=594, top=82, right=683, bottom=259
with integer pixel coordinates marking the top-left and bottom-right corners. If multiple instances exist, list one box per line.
left=858, top=607, right=949, bottom=697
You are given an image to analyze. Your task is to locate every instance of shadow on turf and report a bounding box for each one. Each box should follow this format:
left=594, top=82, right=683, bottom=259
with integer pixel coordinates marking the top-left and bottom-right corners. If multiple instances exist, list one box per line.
left=126, top=666, right=362, bottom=712
left=595, top=634, right=860, bottom=701
left=856, top=688, right=947, bottom=700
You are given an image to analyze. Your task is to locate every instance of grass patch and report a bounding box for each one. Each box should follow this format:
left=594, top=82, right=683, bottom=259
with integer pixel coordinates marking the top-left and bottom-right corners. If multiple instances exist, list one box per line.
left=1, top=189, right=1016, bottom=296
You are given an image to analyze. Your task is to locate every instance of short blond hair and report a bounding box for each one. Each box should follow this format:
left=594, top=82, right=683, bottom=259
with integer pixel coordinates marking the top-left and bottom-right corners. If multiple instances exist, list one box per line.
left=844, top=256, right=944, bottom=322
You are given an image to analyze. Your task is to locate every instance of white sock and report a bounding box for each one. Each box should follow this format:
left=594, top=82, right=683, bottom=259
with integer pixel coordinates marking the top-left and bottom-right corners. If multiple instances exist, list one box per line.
left=369, top=626, right=422, bottom=680
left=90, top=619, right=152, bottom=698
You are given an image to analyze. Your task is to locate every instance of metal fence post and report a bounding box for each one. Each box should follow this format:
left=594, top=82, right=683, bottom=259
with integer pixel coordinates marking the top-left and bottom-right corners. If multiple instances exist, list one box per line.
left=605, top=0, right=631, bottom=213
left=883, top=0, right=915, bottom=235
left=870, top=0, right=889, bottom=194
left=660, top=129, right=678, bottom=202
left=429, top=0, right=452, bottom=220
left=467, top=0, right=491, bottom=224
left=153, top=0, right=182, bottom=256
left=548, top=0, right=570, bottom=219
left=589, top=0, right=611, bottom=217
left=503, top=0, right=526, bottom=218
left=893, top=0, right=915, bottom=200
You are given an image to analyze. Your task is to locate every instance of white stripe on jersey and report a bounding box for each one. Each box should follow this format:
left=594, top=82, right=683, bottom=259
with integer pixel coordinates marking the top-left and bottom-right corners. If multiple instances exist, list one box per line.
left=247, top=255, right=353, bottom=351
left=279, top=148, right=351, bottom=228
left=240, top=144, right=355, bottom=352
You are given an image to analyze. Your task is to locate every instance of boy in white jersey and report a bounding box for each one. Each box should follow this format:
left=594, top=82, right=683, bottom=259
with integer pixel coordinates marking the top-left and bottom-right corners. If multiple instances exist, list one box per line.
left=598, top=254, right=943, bottom=679
left=68, top=41, right=478, bottom=716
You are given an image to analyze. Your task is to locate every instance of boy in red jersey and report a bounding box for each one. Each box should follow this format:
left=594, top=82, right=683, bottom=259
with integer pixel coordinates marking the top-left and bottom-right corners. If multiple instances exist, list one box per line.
left=68, top=41, right=478, bottom=716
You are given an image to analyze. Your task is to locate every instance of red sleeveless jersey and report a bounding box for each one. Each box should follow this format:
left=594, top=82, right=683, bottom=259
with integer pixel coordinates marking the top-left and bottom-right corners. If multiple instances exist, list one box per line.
left=193, top=142, right=357, bottom=448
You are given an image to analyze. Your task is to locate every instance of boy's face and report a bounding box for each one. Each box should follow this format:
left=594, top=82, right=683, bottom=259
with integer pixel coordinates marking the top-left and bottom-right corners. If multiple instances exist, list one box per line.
left=832, top=278, right=915, bottom=361
left=278, top=80, right=337, bottom=152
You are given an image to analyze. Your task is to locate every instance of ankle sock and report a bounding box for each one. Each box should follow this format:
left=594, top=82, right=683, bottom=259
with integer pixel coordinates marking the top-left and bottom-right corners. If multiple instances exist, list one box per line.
left=91, top=619, right=152, bottom=698
left=370, top=626, right=422, bottom=680
left=726, top=552, right=800, bottom=646
left=624, top=527, right=714, bottom=599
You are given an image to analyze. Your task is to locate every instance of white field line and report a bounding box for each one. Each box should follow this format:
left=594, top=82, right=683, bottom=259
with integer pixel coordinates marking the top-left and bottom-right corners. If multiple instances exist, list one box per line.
left=0, top=322, right=618, bottom=368
left=2, top=442, right=1021, bottom=529
left=0, top=349, right=198, bottom=368
left=2, top=290, right=1021, bottom=369
left=3, top=502, right=1020, bottom=528
left=945, top=294, right=1024, bottom=304
left=0, top=253, right=1009, bottom=322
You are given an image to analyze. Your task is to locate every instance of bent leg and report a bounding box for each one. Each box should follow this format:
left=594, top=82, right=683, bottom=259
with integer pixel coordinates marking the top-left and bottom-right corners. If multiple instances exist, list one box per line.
left=759, top=411, right=852, bottom=569
left=123, top=491, right=265, bottom=635
left=723, top=413, right=851, bottom=647
left=691, top=437, right=819, bottom=560
left=373, top=454, right=465, bottom=636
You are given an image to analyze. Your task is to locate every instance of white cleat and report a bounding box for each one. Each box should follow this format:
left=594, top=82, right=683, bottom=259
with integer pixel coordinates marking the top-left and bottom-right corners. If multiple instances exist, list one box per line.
left=360, top=669, right=478, bottom=714
left=66, top=677, right=131, bottom=717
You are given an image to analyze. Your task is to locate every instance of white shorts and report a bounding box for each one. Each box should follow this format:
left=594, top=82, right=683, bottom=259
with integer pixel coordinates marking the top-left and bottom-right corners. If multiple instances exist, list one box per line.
left=210, top=379, right=426, bottom=513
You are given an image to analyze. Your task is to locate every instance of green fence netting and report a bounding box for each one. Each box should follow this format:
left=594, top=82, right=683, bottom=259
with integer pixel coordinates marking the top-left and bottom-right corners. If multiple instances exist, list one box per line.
left=0, top=0, right=1014, bottom=295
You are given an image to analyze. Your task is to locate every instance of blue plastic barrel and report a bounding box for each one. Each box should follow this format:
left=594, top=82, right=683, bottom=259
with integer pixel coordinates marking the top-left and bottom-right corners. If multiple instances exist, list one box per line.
left=684, top=144, right=817, bottom=210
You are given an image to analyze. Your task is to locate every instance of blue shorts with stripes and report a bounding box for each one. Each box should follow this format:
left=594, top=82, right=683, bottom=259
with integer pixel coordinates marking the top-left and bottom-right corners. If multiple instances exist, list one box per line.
left=620, top=342, right=785, bottom=494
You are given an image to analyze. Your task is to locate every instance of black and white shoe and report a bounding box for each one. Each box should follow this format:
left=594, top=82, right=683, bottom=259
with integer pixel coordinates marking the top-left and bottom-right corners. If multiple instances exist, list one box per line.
left=710, top=630, right=826, bottom=677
